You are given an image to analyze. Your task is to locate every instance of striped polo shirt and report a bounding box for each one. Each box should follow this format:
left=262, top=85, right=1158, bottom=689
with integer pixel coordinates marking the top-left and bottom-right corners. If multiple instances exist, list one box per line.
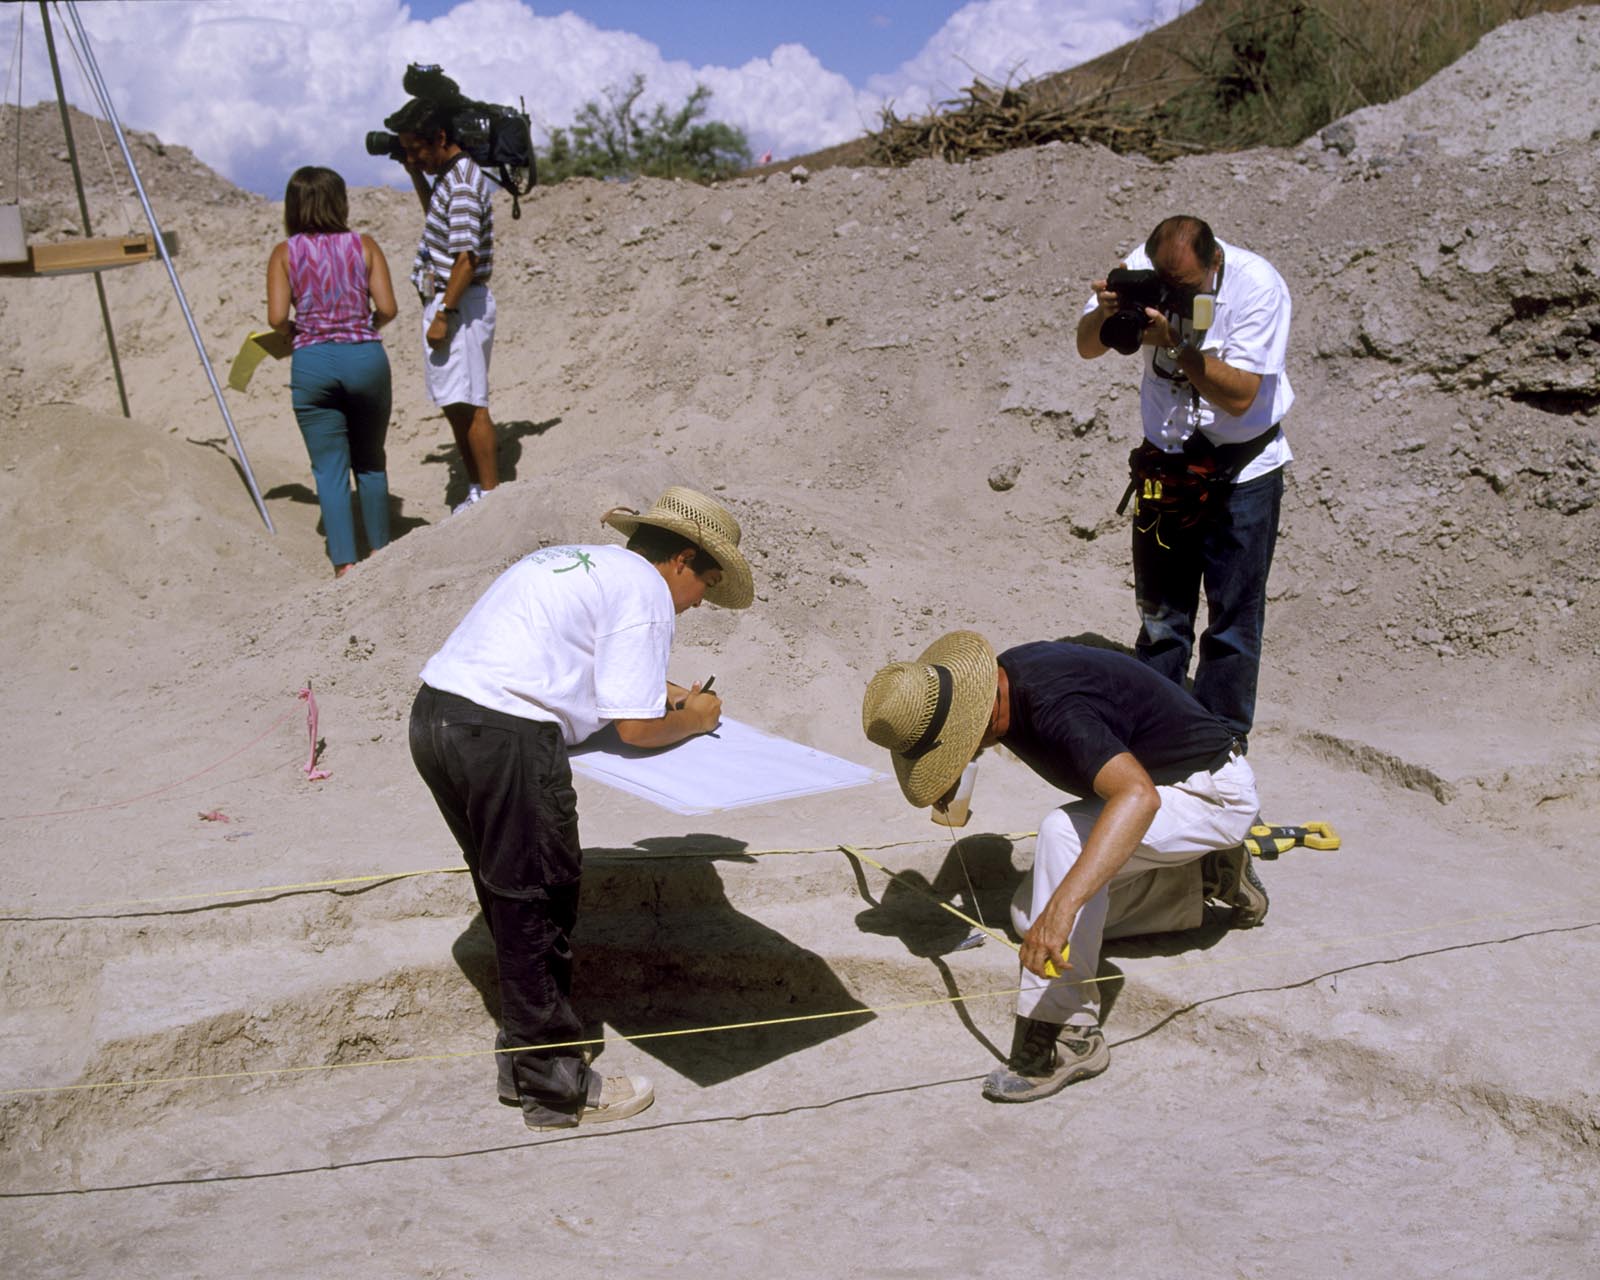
left=410, top=153, right=494, bottom=296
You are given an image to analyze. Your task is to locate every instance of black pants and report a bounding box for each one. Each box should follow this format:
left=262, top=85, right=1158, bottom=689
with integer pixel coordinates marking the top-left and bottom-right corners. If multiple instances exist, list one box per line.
left=409, top=684, right=597, bottom=1125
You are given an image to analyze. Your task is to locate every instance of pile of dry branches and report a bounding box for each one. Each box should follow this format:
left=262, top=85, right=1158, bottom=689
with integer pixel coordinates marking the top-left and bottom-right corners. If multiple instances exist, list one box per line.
left=868, top=81, right=1197, bottom=167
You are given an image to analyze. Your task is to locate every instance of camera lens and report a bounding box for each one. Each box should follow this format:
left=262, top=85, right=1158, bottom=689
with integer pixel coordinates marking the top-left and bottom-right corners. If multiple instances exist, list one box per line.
left=1099, top=309, right=1150, bottom=356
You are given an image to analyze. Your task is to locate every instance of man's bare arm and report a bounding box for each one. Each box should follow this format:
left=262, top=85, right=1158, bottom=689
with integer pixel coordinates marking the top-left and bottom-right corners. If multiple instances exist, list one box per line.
left=1075, top=276, right=1119, bottom=359
left=1143, top=310, right=1263, bottom=417
left=439, top=250, right=477, bottom=310
left=612, top=688, right=722, bottom=749
left=1016, top=752, right=1161, bottom=978
left=1169, top=345, right=1263, bottom=417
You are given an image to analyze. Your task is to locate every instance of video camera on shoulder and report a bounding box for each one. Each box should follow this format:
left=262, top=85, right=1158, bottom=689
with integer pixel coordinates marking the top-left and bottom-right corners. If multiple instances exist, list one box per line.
left=366, top=63, right=537, bottom=215
left=1099, top=267, right=1215, bottom=356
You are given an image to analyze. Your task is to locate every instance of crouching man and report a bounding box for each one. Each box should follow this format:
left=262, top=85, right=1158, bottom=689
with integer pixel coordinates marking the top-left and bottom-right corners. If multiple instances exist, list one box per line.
left=861, top=632, right=1265, bottom=1104
left=410, top=487, right=753, bottom=1129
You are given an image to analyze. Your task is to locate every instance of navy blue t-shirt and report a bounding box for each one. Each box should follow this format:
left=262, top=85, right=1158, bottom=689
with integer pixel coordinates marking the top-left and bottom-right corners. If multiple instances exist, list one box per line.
left=999, top=642, right=1234, bottom=797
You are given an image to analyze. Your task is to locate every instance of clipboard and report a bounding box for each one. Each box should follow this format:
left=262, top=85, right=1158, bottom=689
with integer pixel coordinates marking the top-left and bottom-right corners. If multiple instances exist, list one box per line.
left=227, top=329, right=294, bottom=391
left=570, top=716, right=885, bottom=815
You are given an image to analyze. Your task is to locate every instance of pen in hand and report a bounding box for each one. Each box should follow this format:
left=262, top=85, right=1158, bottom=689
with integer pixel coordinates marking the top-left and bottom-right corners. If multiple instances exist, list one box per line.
left=674, top=676, right=715, bottom=711
left=698, top=676, right=720, bottom=737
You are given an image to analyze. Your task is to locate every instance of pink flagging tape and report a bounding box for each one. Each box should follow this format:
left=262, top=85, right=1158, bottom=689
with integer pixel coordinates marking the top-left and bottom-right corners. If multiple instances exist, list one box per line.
left=3, top=687, right=324, bottom=822
left=298, top=684, right=330, bottom=781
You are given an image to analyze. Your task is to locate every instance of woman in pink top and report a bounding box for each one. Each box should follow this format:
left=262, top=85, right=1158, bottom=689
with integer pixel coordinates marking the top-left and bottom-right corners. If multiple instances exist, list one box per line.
left=267, top=166, right=399, bottom=576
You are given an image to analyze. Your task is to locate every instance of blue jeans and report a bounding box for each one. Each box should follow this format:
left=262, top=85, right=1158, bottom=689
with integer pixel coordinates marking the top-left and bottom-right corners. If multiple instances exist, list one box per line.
left=290, top=340, right=391, bottom=568
left=1132, top=467, right=1284, bottom=745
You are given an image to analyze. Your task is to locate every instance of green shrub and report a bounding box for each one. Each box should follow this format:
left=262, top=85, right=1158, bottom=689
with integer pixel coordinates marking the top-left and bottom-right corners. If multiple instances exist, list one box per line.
left=540, top=75, right=752, bottom=184
left=1157, top=0, right=1573, bottom=152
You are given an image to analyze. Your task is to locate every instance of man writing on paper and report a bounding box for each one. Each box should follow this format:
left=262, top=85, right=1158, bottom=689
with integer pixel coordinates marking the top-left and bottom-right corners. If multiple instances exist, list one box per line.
left=410, top=487, right=753, bottom=1130
left=862, top=632, right=1262, bottom=1104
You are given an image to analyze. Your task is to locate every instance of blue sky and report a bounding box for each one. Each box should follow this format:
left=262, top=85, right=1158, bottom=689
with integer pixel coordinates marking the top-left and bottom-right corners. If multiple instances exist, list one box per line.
left=4, top=1, right=1184, bottom=195
left=402, top=2, right=953, bottom=88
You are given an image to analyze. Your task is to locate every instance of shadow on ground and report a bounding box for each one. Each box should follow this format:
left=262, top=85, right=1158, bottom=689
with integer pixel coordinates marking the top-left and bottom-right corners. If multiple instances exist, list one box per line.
left=452, top=832, right=873, bottom=1088
left=261, top=480, right=430, bottom=559
left=423, top=415, right=561, bottom=509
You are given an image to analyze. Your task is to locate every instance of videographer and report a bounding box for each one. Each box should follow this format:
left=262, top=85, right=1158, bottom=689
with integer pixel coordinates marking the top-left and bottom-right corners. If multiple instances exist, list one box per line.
left=1076, top=215, right=1294, bottom=749
left=387, top=95, right=499, bottom=514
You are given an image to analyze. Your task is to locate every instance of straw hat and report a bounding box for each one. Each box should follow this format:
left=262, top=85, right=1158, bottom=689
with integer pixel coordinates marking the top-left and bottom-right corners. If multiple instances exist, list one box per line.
left=861, top=630, right=998, bottom=808
left=601, top=486, right=754, bottom=609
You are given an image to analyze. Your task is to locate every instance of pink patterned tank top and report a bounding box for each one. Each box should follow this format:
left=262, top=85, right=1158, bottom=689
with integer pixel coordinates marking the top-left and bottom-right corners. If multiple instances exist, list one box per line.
left=286, top=231, right=380, bottom=349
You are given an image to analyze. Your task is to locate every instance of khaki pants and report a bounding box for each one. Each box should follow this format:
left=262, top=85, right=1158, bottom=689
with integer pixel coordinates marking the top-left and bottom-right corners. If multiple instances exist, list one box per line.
left=1010, top=755, right=1258, bottom=1026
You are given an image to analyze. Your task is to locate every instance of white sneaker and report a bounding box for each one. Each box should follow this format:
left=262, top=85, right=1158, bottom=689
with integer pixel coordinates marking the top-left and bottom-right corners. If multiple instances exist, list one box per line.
left=451, top=484, right=483, bottom=516
left=523, top=1074, right=655, bottom=1131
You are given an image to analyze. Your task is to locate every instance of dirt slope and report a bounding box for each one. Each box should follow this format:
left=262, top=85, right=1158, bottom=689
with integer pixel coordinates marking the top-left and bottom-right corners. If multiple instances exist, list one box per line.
left=1, top=7, right=1597, bottom=1277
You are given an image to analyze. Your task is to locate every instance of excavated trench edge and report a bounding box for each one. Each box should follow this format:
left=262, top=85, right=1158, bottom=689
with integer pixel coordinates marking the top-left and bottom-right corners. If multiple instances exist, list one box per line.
left=3, top=859, right=1596, bottom=1176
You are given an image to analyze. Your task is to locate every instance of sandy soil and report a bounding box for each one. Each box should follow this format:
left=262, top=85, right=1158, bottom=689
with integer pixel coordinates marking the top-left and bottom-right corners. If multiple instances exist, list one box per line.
left=2, top=8, right=1598, bottom=1277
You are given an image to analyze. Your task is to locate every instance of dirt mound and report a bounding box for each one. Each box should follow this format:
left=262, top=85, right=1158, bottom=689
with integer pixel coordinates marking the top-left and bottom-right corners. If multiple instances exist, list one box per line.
left=2, top=7, right=1599, bottom=1273
left=1316, top=6, right=1600, bottom=161
left=0, top=101, right=260, bottom=241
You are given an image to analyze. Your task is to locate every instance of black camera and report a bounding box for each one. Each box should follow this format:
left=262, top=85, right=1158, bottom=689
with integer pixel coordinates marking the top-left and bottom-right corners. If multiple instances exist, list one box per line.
left=367, top=63, right=537, bottom=215
left=1098, top=267, right=1173, bottom=356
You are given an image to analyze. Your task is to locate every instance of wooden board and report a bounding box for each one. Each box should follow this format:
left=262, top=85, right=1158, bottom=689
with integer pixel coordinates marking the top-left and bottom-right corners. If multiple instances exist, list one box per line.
left=0, top=233, right=159, bottom=278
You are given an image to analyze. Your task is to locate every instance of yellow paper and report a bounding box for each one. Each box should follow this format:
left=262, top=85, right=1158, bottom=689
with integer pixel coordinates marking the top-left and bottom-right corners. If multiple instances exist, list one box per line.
left=226, top=329, right=293, bottom=392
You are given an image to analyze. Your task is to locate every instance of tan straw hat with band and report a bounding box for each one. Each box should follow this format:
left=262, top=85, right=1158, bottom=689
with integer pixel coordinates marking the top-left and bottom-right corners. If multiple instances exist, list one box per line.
left=601, top=486, right=754, bottom=609
left=861, top=630, right=997, bottom=808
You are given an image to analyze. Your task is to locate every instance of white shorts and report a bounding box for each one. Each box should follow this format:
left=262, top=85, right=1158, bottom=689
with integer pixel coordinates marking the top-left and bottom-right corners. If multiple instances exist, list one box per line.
left=423, top=284, right=495, bottom=409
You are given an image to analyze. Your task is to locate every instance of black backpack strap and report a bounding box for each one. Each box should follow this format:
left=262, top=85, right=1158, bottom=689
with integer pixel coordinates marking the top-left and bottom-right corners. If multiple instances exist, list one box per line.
left=1202, top=422, right=1283, bottom=482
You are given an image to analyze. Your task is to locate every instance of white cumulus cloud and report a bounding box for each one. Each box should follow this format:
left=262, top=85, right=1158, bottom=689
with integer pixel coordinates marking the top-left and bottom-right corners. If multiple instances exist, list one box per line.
left=869, top=0, right=1189, bottom=113
left=2, top=0, right=1179, bottom=196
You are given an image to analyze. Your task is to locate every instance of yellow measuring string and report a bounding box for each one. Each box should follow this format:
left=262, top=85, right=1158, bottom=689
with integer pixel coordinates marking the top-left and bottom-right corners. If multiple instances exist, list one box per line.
left=73, top=866, right=467, bottom=911
left=840, top=843, right=1066, bottom=977
left=840, top=843, right=1022, bottom=956
left=15, top=833, right=1041, bottom=917
left=6, top=891, right=1594, bottom=1100
left=0, top=987, right=1021, bottom=1099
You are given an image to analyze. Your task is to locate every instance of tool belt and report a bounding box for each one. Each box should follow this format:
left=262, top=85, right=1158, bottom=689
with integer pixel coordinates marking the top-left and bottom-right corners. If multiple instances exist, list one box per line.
left=1117, top=424, right=1281, bottom=534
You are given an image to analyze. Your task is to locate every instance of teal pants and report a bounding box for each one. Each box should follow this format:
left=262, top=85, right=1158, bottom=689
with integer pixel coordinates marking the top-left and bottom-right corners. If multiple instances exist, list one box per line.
left=290, top=340, right=392, bottom=568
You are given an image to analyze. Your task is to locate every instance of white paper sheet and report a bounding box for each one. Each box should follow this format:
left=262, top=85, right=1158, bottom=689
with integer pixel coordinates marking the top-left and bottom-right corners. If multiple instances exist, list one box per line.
left=569, top=717, right=885, bottom=815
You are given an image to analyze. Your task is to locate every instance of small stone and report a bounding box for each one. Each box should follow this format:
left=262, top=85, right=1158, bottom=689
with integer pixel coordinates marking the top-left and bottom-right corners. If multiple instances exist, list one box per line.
left=1319, top=121, right=1357, bottom=156
left=988, top=462, right=1021, bottom=492
left=788, top=165, right=810, bottom=183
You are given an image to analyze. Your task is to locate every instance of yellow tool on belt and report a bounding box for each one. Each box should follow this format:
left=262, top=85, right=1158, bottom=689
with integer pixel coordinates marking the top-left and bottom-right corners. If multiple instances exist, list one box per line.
left=1244, top=822, right=1341, bottom=859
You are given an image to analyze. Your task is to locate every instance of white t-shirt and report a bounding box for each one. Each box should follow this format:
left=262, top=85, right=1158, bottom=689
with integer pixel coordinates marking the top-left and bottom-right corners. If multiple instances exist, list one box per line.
left=1084, top=238, right=1295, bottom=482
left=419, top=543, right=674, bottom=745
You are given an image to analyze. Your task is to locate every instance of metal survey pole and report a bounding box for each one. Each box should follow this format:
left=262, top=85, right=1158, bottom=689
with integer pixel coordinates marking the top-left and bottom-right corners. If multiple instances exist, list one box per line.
left=60, top=0, right=274, bottom=534
left=38, top=0, right=129, bottom=418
